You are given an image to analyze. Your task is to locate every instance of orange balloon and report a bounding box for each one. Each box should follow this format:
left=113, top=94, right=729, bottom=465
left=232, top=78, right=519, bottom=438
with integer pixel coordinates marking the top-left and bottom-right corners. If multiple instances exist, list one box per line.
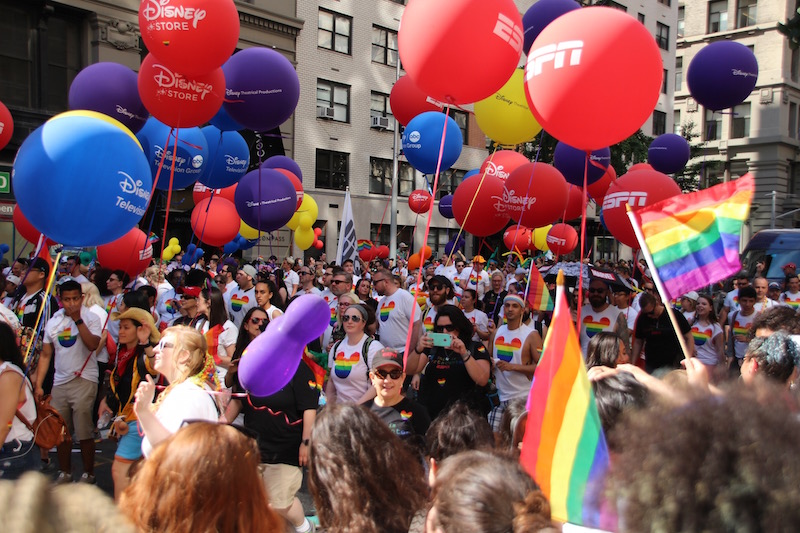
left=407, top=253, right=421, bottom=271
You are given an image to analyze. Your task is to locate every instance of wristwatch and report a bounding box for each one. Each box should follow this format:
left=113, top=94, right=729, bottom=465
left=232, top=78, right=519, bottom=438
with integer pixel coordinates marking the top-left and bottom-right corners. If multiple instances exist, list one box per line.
left=301, top=439, right=310, bottom=446
left=139, top=341, right=154, bottom=348
left=74, top=318, right=84, bottom=326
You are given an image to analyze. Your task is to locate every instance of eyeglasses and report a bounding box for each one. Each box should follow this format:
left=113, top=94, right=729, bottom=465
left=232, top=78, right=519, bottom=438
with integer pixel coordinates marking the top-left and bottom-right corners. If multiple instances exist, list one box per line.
left=342, top=314, right=362, bottom=323
left=434, top=323, right=456, bottom=332
left=373, top=368, right=403, bottom=380
left=300, top=271, right=311, bottom=275
left=428, top=283, right=444, bottom=291
left=588, top=288, right=606, bottom=294
left=372, top=278, right=386, bottom=284
left=250, top=317, right=267, bottom=325
left=331, top=280, right=347, bottom=285
left=155, top=340, right=174, bottom=351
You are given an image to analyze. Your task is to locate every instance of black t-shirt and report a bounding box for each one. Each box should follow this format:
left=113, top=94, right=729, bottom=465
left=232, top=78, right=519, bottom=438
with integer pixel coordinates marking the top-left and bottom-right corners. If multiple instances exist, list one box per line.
left=482, top=290, right=507, bottom=323
left=634, top=308, right=691, bottom=372
left=418, top=341, right=491, bottom=419
left=366, top=396, right=431, bottom=441
left=235, top=361, right=319, bottom=466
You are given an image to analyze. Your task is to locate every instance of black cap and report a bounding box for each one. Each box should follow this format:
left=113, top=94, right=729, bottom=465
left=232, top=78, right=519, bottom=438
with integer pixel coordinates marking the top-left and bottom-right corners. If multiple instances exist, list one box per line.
left=30, top=257, right=50, bottom=278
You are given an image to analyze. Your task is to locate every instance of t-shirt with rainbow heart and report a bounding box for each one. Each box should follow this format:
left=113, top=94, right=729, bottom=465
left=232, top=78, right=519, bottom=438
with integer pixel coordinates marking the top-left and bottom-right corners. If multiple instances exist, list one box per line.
left=377, top=289, right=422, bottom=353
left=781, top=291, right=800, bottom=310
left=691, top=321, right=723, bottom=366
left=327, top=333, right=384, bottom=403
left=228, top=287, right=256, bottom=328
left=44, top=307, right=103, bottom=386
left=579, top=304, right=623, bottom=355
left=493, top=323, right=535, bottom=402
left=729, top=310, right=757, bottom=359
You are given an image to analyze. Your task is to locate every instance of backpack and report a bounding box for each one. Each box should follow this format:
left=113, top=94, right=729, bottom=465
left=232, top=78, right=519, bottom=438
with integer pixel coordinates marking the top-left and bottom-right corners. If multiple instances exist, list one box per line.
left=332, top=337, right=373, bottom=378
left=16, top=392, right=71, bottom=450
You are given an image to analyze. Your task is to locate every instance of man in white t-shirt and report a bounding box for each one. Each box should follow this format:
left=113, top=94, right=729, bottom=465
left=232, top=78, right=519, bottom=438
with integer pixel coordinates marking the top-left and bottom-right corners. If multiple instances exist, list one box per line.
left=298, top=266, right=321, bottom=295
left=35, top=280, right=102, bottom=484
left=579, top=279, right=628, bottom=355
left=373, top=268, right=422, bottom=355
left=63, top=255, right=89, bottom=284
left=780, top=274, right=800, bottom=311
left=229, top=265, right=257, bottom=328
left=282, top=257, right=300, bottom=298
left=218, top=258, right=239, bottom=313
left=719, top=272, right=749, bottom=326
left=459, top=255, right=491, bottom=300
left=461, top=288, right=490, bottom=343
left=753, top=276, right=779, bottom=313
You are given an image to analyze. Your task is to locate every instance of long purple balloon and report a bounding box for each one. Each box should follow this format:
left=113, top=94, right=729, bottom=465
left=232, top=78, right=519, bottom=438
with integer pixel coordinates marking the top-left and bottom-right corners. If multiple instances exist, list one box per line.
left=238, top=295, right=330, bottom=397
left=68, top=62, right=149, bottom=133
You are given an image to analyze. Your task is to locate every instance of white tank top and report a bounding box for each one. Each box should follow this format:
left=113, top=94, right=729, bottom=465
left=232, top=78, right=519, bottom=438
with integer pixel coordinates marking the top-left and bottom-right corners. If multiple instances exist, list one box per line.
left=1, top=362, right=35, bottom=442
left=493, top=324, right=535, bottom=402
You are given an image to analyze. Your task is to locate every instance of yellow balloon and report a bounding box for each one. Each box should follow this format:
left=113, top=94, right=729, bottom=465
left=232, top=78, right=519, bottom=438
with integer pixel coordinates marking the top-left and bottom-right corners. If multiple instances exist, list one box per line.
left=287, top=194, right=319, bottom=231
left=169, top=237, right=180, bottom=247
left=294, top=226, right=315, bottom=250
left=239, top=220, right=260, bottom=240
left=297, top=212, right=314, bottom=228
left=170, top=244, right=182, bottom=254
left=474, top=69, right=542, bottom=147
left=162, top=250, right=175, bottom=261
left=532, top=225, right=552, bottom=252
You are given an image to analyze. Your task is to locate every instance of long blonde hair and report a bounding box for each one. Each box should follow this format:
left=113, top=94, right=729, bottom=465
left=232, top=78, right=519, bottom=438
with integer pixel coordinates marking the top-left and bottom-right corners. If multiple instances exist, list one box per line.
left=155, top=326, right=219, bottom=409
left=81, top=282, right=105, bottom=309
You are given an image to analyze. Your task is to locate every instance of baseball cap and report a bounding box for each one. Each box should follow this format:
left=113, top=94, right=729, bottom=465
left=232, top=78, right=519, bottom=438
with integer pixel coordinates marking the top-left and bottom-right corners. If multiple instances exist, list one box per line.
left=178, top=286, right=201, bottom=298
left=5, top=274, right=20, bottom=286
left=371, top=347, right=403, bottom=370
left=472, top=255, right=486, bottom=264
left=429, top=275, right=453, bottom=289
left=783, top=263, right=796, bottom=270
left=769, top=282, right=781, bottom=289
left=515, top=267, right=527, bottom=275
left=683, top=291, right=699, bottom=302
left=241, top=264, right=257, bottom=279
left=30, top=258, right=50, bottom=278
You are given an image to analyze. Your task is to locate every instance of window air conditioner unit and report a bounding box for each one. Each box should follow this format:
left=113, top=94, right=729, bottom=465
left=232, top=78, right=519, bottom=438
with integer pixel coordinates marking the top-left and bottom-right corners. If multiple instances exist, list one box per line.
left=317, top=106, right=335, bottom=119
left=371, top=115, right=391, bottom=129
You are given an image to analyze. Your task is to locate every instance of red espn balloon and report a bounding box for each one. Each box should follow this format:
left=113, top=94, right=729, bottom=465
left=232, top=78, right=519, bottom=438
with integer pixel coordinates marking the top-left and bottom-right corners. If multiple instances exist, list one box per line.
left=390, top=75, right=444, bottom=126
left=138, top=54, right=224, bottom=128
left=274, top=168, right=304, bottom=210
left=524, top=7, right=663, bottom=151
left=191, top=197, right=240, bottom=246
left=601, top=168, right=681, bottom=248
left=546, top=223, right=578, bottom=255
left=398, top=0, right=524, bottom=105
left=452, top=175, right=510, bottom=237
left=504, top=163, right=569, bottom=229
left=408, top=189, right=433, bottom=214
left=480, top=150, right=529, bottom=181
left=0, top=101, right=13, bottom=151
left=193, top=182, right=237, bottom=205
left=587, top=165, right=616, bottom=203
left=563, top=185, right=584, bottom=221
left=503, top=226, right=534, bottom=252
left=13, top=206, right=54, bottom=246
left=139, top=0, right=239, bottom=76
left=97, top=228, right=153, bottom=277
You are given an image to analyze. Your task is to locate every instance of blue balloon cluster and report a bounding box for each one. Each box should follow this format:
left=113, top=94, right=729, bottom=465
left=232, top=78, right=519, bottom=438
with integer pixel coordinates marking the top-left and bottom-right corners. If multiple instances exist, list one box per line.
left=223, top=234, right=258, bottom=254
left=182, top=243, right=205, bottom=266
left=402, top=112, right=463, bottom=175
left=0, top=244, right=9, bottom=257
left=136, top=118, right=208, bottom=191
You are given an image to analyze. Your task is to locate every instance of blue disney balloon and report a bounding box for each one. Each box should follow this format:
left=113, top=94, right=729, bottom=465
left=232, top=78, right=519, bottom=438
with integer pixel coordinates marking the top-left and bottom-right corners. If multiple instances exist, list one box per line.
left=136, top=117, right=208, bottom=191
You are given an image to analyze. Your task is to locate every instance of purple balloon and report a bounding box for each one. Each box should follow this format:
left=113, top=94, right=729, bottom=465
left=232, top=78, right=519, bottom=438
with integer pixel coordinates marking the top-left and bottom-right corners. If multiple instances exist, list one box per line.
left=648, top=133, right=690, bottom=175
left=553, top=142, right=610, bottom=186
left=223, top=48, right=301, bottom=132
left=438, top=194, right=454, bottom=219
left=234, top=168, right=297, bottom=232
left=522, top=0, right=581, bottom=55
left=68, top=62, right=149, bottom=133
left=238, top=295, right=330, bottom=396
left=260, top=155, right=303, bottom=180
left=687, top=42, right=758, bottom=111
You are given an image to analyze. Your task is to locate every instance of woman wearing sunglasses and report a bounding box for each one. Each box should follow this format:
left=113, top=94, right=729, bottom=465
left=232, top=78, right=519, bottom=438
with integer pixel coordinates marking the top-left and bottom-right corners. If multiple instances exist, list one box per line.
left=326, top=303, right=384, bottom=404
left=365, top=348, right=430, bottom=455
left=410, top=304, right=491, bottom=419
left=224, top=307, right=268, bottom=389
left=195, top=287, right=237, bottom=380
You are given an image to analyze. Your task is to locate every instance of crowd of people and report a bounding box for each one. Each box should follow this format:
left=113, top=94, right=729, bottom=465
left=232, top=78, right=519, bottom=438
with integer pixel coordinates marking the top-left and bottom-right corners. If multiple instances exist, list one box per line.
left=1, top=248, right=800, bottom=532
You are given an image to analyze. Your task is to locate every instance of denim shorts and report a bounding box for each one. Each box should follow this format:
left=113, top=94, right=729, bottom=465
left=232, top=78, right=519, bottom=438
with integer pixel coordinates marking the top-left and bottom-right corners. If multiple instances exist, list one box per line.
left=0, top=439, right=39, bottom=480
left=115, top=421, right=144, bottom=462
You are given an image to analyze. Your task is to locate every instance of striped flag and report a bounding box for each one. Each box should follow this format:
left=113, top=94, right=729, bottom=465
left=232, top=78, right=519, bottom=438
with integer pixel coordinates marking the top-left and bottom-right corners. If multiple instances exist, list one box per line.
left=629, top=174, right=754, bottom=301
left=521, top=270, right=609, bottom=527
left=525, top=264, right=553, bottom=312
left=335, top=189, right=360, bottom=275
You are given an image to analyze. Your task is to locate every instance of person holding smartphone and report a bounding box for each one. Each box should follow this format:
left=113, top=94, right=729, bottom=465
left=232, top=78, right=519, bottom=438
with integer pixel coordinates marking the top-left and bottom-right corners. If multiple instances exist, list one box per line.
left=409, top=305, right=491, bottom=419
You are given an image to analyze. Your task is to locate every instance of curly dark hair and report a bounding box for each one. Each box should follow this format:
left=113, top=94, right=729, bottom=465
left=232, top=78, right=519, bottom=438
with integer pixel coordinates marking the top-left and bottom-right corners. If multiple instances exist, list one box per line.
left=750, top=306, right=800, bottom=335
left=745, top=332, right=800, bottom=384
left=309, top=403, right=428, bottom=533
left=429, top=450, right=553, bottom=533
left=608, top=383, right=800, bottom=531
left=426, top=401, right=494, bottom=463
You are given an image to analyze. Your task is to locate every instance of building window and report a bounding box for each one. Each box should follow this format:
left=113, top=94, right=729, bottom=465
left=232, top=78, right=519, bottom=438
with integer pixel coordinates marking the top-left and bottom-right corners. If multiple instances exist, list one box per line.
left=372, top=26, right=398, bottom=67
left=709, top=1, right=728, bottom=33
left=318, top=9, right=351, bottom=55
left=638, top=13, right=646, bottom=23
left=316, top=149, right=349, bottom=190
left=674, top=110, right=682, bottom=134
left=705, top=109, right=721, bottom=141
left=317, top=80, right=350, bottom=123
left=427, top=228, right=452, bottom=256
left=677, top=6, right=685, bottom=37
left=662, top=69, right=669, bottom=94
left=737, top=0, right=757, bottom=28
left=731, top=103, right=750, bottom=138
left=450, top=110, right=468, bottom=144
left=369, top=157, right=416, bottom=196
left=793, top=47, right=800, bottom=82
left=0, top=4, right=82, bottom=111
left=657, top=0, right=671, bottom=5
left=371, top=223, right=412, bottom=248
left=675, top=57, right=683, bottom=91
left=656, top=22, right=670, bottom=50
left=604, top=1, right=627, bottom=11
left=437, top=169, right=466, bottom=199
left=370, top=91, right=395, bottom=129
left=387, top=0, right=406, bottom=4
left=790, top=102, right=798, bottom=139
left=652, top=110, right=667, bottom=136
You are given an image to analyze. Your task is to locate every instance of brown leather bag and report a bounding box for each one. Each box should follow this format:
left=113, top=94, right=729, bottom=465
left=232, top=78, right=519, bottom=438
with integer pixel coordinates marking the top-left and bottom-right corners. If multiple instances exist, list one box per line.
left=15, top=394, right=71, bottom=450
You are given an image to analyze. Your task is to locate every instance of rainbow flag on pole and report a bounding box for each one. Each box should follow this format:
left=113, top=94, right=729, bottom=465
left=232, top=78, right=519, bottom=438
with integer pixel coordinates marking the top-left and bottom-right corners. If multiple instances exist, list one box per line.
left=525, top=264, right=553, bottom=312
left=630, top=174, right=754, bottom=301
left=520, top=271, right=609, bottom=527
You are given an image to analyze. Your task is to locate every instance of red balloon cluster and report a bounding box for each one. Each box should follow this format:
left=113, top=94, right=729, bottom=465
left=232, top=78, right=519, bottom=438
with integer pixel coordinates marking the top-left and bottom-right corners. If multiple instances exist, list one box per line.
left=313, top=227, right=324, bottom=250
left=480, top=150, right=529, bottom=181
left=193, top=182, right=237, bottom=205
left=546, top=224, right=578, bottom=255
left=452, top=175, right=509, bottom=237
left=503, top=226, right=534, bottom=252
left=408, top=190, right=433, bottom=214
left=97, top=228, right=153, bottom=277
left=0, top=101, right=13, bottom=151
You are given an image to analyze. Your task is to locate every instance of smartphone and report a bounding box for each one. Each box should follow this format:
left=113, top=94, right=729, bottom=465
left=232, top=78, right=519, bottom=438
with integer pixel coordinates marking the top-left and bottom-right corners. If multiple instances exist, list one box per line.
left=429, top=332, right=452, bottom=348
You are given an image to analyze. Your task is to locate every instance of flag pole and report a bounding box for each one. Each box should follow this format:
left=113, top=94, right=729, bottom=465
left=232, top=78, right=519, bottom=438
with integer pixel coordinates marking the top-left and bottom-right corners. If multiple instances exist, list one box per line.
left=626, top=205, right=693, bottom=362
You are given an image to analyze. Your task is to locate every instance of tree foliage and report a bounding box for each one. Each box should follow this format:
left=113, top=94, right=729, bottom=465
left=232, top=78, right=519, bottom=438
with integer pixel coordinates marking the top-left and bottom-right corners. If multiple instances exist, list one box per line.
left=673, top=121, right=722, bottom=193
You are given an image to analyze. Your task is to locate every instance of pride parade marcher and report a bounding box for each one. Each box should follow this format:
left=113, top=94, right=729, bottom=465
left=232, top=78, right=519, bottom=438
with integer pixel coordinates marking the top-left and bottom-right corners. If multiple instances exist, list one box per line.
left=326, top=304, right=383, bottom=405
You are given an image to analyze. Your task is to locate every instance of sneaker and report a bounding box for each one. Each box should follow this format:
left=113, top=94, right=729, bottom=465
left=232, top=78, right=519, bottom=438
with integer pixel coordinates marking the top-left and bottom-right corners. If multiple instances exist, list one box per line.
left=79, top=473, right=96, bottom=484
left=54, top=472, right=73, bottom=484
left=40, top=458, right=58, bottom=473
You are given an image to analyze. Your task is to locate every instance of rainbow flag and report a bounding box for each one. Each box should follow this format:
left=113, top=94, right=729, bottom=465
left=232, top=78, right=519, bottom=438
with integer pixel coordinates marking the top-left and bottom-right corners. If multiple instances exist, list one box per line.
left=525, top=264, right=553, bottom=312
left=630, top=174, right=754, bottom=301
left=520, top=271, right=609, bottom=527
left=357, top=239, right=374, bottom=252
left=302, top=346, right=328, bottom=390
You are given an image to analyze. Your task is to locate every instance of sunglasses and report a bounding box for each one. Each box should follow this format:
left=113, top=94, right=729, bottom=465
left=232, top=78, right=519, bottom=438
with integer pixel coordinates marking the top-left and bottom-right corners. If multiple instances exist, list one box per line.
left=588, top=288, right=606, bottom=294
left=342, top=314, right=362, bottom=323
left=331, top=280, right=348, bottom=285
left=372, top=278, right=386, bottom=284
left=250, top=317, right=267, bottom=325
left=434, top=323, right=456, bottom=332
left=373, top=368, right=403, bottom=380
left=428, top=283, right=445, bottom=290
left=155, top=340, right=174, bottom=351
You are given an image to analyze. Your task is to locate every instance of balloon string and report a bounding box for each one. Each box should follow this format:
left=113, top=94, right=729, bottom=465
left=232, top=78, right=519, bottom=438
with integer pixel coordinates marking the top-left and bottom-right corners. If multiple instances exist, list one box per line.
left=402, top=106, right=451, bottom=369
left=577, top=156, right=590, bottom=329
left=148, top=128, right=173, bottom=205
left=160, top=129, right=180, bottom=261
left=375, top=195, right=392, bottom=245
left=255, top=133, right=265, bottom=262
